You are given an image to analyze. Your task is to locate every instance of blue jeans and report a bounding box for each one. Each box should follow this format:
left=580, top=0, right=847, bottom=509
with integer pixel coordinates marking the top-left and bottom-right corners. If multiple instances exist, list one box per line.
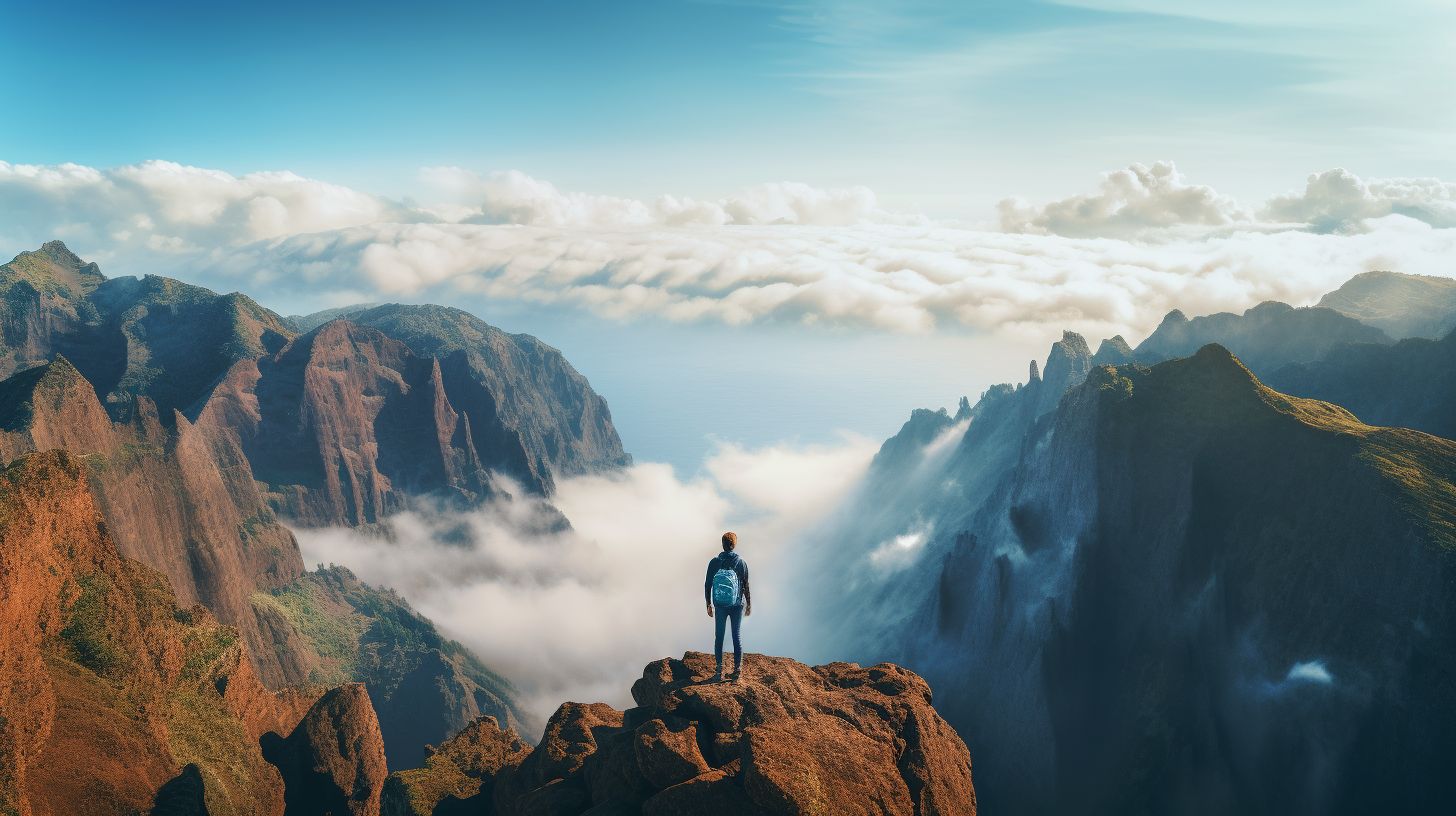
left=714, top=605, right=743, bottom=672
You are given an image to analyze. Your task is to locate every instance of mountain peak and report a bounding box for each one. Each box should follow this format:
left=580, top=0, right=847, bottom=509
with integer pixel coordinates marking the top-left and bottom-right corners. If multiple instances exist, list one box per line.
left=1159, top=308, right=1188, bottom=326
left=386, top=652, right=977, bottom=814
left=1244, top=300, right=1295, bottom=318
left=2, top=241, right=106, bottom=297
left=37, top=240, right=85, bottom=268
left=1092, top=335, right=1134, bottom=366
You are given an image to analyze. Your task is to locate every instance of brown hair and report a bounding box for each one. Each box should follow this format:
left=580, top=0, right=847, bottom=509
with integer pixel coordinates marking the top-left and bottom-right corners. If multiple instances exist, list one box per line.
left=721, top=531, right=737, bottom=550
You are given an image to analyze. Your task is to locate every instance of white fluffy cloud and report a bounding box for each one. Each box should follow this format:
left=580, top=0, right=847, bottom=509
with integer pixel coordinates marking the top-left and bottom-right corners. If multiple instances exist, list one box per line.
left=0, top=160, right=420, bottom=254
left=420, top=166, right=912, bottom=228
left=4, top=159, right=1456, bottom=342
left=1263, top=168, right=1456, bottom=232
left=205, top=214, right=1456, bottom=341
left=1001, top=161, right=1456, bottom=237
left=998, top=160, right=1251, bottom=237
left=293, top=436, right=877, bottom=725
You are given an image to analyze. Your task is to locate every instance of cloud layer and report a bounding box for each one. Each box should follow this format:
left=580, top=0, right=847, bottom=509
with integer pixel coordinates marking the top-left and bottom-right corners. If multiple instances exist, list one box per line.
left=999, top=161, right=1251, bottom=237
left=421, top=167, right=915, bottom=228
left=293, top=436, right=877, bottom=725
left=3, top=159, right=1455, bottom=343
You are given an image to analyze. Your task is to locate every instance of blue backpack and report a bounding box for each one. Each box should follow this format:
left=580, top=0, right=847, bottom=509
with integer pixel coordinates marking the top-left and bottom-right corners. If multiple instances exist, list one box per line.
left=712, top=564, right=741, bottom=607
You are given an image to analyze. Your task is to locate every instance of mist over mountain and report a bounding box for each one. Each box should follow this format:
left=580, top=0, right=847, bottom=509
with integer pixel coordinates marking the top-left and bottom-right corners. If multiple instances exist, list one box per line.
left=1317, top=270, right=1456, bottom=340
left=0, top=241, right=636, bottom=796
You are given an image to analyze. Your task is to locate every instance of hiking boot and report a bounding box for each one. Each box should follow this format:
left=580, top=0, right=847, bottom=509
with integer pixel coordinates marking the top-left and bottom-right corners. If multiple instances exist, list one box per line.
left=728, top=671, right=741, bottom=683
left=709, top=670, right=723, bottom=683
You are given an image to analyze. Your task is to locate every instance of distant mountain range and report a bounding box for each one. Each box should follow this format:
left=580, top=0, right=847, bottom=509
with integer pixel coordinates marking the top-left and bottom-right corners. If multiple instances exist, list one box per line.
left=801, top=272, right=1456, bottom=815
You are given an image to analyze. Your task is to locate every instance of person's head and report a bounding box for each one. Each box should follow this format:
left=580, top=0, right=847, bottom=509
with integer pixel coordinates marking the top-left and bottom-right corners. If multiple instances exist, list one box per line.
left=721, top=531, right=737, bottom=551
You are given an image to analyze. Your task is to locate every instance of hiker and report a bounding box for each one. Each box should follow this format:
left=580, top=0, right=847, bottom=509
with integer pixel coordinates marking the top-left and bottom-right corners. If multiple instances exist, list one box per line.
left=705, top=530, right=751, bottom=682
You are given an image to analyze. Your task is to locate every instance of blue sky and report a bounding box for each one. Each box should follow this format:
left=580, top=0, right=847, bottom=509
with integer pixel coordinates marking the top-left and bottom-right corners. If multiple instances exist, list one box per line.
left=3, top=1, right=1456, bottom=471
left=6, top=1, right=1454, bottom=215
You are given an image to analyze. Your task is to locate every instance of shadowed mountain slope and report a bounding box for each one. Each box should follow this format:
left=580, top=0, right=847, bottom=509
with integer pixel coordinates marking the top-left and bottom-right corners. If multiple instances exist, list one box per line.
left=1135, top=300, right=1391, bottom=374
left=804, top=342, right=1456, bottom=815
left=1265, top=328, right=1456, bottom=441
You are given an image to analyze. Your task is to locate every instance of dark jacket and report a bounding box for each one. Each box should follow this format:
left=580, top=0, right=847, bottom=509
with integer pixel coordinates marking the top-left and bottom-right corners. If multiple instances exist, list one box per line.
left=705, top=550, right=750, bottom=608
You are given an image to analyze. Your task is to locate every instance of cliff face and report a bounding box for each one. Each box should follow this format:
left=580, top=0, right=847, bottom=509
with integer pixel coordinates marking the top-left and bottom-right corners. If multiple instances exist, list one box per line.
left=193, top=320, right=495, bottom=527
left=0, top=356, right=306, bottom=687
left=345, top=304, right=632, bottom=491
left=0, top=243, right=629, bottom=527
left=0, top=451, right=381, bottom=816
left=0, top=242, right=635, bottom=761
left=805, top=343, right=1456, bottom=815
left=383, top=652, right=976, bottom=816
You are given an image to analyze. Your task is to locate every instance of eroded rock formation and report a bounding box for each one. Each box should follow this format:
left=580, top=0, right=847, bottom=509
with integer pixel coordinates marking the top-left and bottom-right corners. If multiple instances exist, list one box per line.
left=384, top=652, right=977, bottom=816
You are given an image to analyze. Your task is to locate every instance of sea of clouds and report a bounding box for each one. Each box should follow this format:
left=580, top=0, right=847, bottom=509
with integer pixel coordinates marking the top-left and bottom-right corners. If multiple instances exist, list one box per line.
left=292, top=434, right=877, bottom=725
left=3, top=159, right=1455, bottom=345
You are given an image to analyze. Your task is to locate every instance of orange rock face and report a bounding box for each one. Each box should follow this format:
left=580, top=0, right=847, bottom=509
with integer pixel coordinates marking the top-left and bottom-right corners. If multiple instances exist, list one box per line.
left=0, top=450, right=385, bottom=816
left=0, top=357, right=306, bottom=687
left=396, top=651, right=977, bottom=816
left=191, top=320, right=495, bottom=527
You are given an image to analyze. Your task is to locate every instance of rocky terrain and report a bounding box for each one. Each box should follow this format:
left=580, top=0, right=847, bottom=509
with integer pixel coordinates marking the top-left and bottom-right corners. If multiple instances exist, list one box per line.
left=0, top=458, right=976, bottom=816
left=802, top=329, right=1456, bottom=815
left=0, top=450, right=382, bottom=816
left=0, top=241, right=633, bottom=785
left=0, top=242, right=629, bottom=525
left=383, top=652, right=976, bottom=816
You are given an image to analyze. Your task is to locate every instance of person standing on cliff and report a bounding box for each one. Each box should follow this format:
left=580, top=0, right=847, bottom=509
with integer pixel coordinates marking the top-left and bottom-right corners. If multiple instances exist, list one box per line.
left=705, top=531, right=751, bottom=682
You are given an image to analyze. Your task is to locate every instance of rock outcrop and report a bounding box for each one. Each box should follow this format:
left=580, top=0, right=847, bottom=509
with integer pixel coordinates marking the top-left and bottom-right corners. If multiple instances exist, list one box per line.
left=263, top=684, right=389, bottom=816
left=0, top=450, right=370, bottom=816
left=386, top=652, right=977, bottom=816
left=252, top=566, right=521, bottom=770
left=381, top=716, right=529, bottom=816
left=1032, top=331, right=1092, bottom=416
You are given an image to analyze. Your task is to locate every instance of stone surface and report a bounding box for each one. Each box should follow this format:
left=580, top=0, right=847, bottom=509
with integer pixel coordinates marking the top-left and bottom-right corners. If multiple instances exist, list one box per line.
left=399, top=652, right=976, bottom=815
left=263, top=684, right=389, bottom=816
